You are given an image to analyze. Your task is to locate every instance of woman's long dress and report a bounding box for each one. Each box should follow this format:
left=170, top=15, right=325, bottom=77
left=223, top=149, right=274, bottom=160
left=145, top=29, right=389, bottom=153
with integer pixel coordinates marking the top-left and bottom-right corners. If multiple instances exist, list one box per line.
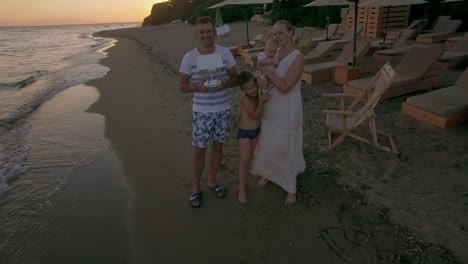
left=251, top=49, right=306, bottom=193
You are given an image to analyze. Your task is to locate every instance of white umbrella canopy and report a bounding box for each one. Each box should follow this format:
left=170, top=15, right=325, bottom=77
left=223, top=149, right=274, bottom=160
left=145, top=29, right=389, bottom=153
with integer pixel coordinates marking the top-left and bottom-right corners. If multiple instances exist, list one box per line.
left=441, top=0, right=463, bottom=3
left=361, top=0, right=428, bottom=43
left=208, top=0, right=236, bottom=9
left=360, top=0, right=427, bottom=6
left=208, top=0, right=273, bottom=9
left=303, top=0, right=352, bottom=40
left=304, top=0, right=352, bottom=7
left=207, top=0, right=274, bottom=45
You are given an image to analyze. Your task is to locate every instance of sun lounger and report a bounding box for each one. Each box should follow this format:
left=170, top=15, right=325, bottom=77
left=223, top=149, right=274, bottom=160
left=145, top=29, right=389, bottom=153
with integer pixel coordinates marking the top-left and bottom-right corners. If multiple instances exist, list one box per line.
left=386, top=19, right=428, bottom=41
left=301, top=26, right=363, bottom=54
left=372, top=43, right=430, bottom=63
left=229, top=33, right=267, bottom=56
left=445, top=35, right=463, bottom=48
left=236, top=30, right=273, bottom=58
left=344, top=46, right=443, bottom=100
left=424, top=16, right=451, bottom=33
left=296, top=27, right=320, bottom=49
left=416, top=20, right=462, bottom=44
left=323, top=63, right=399, bottom=153
left=301, top=40, right=372, bottom=84
left=303, top=41, right=343, bottom=65
left=434, top=33, right=468, bottom=70
left=401, top=67, right=468, bottom=128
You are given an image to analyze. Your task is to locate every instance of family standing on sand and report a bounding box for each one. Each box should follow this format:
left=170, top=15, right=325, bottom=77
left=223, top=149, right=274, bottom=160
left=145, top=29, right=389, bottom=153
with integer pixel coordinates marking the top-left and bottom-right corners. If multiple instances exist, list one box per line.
left=179, top=16, right=305, bottom=208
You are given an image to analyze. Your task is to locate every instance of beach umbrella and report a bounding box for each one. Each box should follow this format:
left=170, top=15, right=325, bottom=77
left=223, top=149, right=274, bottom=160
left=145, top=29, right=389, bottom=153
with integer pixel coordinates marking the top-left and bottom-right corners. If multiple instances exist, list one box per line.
left=441, top=0, right=462, bottom=2
left=303, top=0, right=352, bottom=40
left=208, top=0, right=274, bottom=45
left=361, top=0, right=428, bottom=44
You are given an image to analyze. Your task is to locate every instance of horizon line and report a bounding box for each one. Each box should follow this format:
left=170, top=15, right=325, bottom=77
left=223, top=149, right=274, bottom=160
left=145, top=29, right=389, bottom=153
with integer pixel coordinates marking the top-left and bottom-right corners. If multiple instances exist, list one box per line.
left=0, top=21, right=142, bottom=28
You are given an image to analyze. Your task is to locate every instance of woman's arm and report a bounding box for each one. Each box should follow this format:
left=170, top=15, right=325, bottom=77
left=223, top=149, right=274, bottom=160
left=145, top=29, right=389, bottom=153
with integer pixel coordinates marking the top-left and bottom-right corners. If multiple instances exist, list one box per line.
left=260, top=53, right=304, bottom=94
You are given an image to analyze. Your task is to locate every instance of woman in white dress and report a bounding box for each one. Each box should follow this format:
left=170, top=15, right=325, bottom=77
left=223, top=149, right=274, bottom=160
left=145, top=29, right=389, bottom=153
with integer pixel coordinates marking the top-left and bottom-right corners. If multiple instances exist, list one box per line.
left=251, top=20, right=306, bottom=205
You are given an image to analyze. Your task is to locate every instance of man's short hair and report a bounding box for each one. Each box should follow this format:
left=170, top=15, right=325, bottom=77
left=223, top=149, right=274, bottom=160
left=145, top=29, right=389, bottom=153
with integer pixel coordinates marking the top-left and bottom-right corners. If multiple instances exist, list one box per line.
left=195, top=16, right=215, bottom=30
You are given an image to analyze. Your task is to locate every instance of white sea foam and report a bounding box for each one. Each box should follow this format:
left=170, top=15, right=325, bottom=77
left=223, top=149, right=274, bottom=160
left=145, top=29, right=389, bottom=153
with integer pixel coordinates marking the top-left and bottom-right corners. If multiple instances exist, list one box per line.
left=0, top=23, right=137, bottom=195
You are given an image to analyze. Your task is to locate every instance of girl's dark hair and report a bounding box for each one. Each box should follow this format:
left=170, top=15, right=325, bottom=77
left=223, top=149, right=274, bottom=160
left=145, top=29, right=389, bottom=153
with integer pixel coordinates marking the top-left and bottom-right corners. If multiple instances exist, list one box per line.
left=237, top=70, right=255, bottom=89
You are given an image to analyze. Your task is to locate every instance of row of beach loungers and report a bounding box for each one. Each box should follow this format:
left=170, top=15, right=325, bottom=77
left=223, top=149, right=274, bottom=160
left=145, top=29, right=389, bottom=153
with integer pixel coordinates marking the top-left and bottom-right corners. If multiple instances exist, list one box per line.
left=228, top=19, right=467, bottom=144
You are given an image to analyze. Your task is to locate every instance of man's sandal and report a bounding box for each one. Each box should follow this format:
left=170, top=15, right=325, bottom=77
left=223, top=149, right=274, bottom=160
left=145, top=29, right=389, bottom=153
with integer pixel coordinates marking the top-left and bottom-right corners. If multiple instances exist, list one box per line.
left=189, top=193, right=202, bottom=208
left=209, top=185, right=226, bottom=198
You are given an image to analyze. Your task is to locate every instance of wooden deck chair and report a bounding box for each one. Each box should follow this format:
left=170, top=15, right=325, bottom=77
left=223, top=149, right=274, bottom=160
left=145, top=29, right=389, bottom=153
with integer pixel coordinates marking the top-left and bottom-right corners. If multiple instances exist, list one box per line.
left=401, top=67, right=468, bottom=128
left=416, top=20, right=462, bottom=44
left=323, top=63, right=399, bottom=153
left=434, top=33, right=468, bottom=70
left=386, top=19, right=428, bottom=41
left=301, top=40, right=371, bottom=84
left=345, top=46, right=443, bottom=100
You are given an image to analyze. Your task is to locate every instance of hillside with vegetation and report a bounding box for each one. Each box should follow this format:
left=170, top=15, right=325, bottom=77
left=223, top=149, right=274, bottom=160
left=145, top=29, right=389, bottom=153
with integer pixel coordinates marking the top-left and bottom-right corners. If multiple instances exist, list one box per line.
left=142, top=0, right=467, bottom=32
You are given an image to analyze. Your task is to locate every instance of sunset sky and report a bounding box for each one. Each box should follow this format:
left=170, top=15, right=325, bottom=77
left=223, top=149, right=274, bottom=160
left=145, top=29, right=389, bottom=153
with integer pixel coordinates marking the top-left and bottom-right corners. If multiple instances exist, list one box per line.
left=0, top=0, right=167, bottom=26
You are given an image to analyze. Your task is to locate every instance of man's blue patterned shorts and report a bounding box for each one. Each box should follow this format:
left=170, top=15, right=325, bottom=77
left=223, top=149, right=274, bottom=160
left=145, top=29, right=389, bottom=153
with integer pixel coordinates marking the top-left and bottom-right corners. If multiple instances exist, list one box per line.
left=192, top=109, right=231, bottom=148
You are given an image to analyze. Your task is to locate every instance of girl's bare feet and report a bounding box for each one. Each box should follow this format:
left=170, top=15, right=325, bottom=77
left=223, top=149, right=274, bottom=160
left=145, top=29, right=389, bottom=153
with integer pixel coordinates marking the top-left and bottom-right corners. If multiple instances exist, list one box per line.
left=285, top=192, right=296, bottom=205
left=257, top=177, right=269, bottom=188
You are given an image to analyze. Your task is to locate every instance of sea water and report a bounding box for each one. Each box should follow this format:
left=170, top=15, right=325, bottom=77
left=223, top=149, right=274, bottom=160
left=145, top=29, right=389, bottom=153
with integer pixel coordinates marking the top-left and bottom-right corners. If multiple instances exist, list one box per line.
left=0, top=23, right=139, bottom=261
left=0, top=23, right=138, bottom=196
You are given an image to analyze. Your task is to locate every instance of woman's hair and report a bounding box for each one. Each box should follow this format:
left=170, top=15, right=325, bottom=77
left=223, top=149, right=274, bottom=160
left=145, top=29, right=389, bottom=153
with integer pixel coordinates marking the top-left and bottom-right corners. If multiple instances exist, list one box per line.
left=237, top=70, right=255, bottom=90
left=274, top=20, right=294, bottom=36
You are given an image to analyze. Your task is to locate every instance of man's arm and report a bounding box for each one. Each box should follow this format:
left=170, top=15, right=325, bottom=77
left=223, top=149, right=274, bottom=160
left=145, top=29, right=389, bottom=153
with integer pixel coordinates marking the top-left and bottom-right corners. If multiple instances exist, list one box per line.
left=179, top=73, right=209, bottom=93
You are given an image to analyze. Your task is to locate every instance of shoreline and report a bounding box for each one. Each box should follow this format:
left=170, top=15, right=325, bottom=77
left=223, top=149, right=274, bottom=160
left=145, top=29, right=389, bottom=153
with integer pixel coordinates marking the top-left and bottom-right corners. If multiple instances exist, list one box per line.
left=0, top=21, right=466, bottom=263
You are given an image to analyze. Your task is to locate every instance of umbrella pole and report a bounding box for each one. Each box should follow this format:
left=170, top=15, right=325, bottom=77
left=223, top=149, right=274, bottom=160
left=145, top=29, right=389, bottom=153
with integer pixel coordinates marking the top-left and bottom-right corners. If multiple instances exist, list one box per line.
left=244, top=6, right=250, bottom=46
left=326, top=6, right=329, bottom=41
left=382, top=6, right=390, bottom=44
left=353, top=0, right=357, bottom=66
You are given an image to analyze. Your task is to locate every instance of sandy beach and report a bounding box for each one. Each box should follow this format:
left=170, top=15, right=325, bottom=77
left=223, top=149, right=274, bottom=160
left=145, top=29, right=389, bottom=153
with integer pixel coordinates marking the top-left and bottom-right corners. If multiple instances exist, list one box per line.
left=1, top=21, right=466, bottom=263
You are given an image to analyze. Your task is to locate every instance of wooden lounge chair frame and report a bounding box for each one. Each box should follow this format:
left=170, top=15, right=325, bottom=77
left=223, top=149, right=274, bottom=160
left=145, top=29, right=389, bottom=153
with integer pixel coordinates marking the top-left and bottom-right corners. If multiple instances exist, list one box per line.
left=401, top=67, right=468, bottom=128
left=323, top=63, right=399, bottom=154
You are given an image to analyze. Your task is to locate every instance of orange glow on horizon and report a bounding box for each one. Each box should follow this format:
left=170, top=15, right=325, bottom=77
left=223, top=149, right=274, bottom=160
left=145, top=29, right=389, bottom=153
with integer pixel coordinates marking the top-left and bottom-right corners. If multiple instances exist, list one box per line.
left=0, top=0, right=168, bottom=26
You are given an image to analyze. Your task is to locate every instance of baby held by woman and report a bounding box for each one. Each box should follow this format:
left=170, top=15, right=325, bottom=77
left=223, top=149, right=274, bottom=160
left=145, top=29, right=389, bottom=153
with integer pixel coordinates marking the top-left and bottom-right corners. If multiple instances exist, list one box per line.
left=255, top=39, right=278, bottom=94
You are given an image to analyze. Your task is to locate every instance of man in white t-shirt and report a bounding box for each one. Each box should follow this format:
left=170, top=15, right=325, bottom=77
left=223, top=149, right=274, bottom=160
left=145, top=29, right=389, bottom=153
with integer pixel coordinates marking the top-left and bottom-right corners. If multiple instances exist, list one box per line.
left=179, top=16, right=237, bottom=208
